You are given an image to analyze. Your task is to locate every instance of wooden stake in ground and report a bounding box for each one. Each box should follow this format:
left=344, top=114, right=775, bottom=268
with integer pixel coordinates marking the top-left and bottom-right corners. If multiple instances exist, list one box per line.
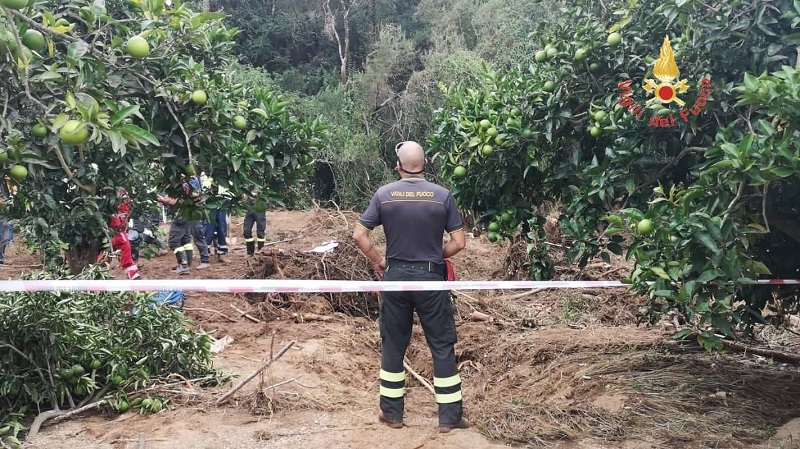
left=215, top=340, right=296, bottom=405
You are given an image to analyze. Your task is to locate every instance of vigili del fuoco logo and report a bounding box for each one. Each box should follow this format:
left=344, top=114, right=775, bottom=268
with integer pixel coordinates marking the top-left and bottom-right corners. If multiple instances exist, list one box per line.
left=617, top=35, right=711, bottom=128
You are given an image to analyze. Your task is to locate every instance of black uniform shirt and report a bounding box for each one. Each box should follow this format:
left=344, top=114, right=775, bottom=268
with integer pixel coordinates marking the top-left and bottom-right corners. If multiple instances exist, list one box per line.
left=358, top=177, right=463, bottom=264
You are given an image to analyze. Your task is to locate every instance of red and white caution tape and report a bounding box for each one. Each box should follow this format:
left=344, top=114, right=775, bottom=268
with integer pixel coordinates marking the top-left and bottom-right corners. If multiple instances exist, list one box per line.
left=0, top=278, right=797, bottom=293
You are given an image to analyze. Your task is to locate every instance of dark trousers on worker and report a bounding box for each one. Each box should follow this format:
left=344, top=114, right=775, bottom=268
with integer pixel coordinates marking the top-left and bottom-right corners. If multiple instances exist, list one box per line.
left=168, top=218, right=209, bottom=266
left=204, top=209, right=229, bottom=255
left=379, top=265, right=463, bottom=426
left=243, top=210, right=266, bottom=256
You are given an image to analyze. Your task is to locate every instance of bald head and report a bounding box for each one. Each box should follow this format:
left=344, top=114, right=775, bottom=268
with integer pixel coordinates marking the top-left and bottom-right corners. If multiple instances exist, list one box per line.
left=396, top=141, right=425, bottom=174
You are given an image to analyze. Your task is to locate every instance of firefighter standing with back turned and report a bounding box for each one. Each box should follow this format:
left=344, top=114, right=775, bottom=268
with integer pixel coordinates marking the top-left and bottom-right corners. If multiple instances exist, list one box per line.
left=353, top=141, right=468, bottom=433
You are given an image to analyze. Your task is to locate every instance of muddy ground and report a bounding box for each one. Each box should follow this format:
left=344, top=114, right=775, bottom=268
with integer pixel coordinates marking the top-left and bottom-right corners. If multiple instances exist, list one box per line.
left=3, top=209, right=800, bottom=449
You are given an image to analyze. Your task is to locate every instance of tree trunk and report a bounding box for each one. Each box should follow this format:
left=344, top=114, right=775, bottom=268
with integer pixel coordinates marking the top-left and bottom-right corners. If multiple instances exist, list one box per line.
left=322, top=0, right=359, bottom=85
left=202, top=0, right=211, bottom=12
left=369, top=0, right=377, bottom=42
left=65, top=240, right=101, bottom=275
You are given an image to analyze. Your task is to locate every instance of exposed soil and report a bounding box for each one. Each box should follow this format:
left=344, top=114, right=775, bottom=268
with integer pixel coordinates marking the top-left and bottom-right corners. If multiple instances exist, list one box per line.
left=4, top=209, right=800, bottom=449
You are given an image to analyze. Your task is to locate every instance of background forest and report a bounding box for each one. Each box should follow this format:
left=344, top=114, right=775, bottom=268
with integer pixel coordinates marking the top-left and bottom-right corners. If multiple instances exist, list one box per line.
left=194, top=0, right=549, bottom=209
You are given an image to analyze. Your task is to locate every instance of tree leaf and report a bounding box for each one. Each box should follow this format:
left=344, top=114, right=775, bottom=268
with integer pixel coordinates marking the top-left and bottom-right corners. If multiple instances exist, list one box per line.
left=750, top=261, right=772, bottom=275
left=711, top=314, right=734, bottom=338
left=770, top=167, right=794, bottom=178
left=118, top=124, right=159, bottom=146
left=111, top=105, right=140, bottom=127
left=67, top=41, right=89, bottom=60
left=697, top=269, right=724, bottom=283
left=693, top=232, right=719, bottom=253
left=650, top=267, right=671, bottom=280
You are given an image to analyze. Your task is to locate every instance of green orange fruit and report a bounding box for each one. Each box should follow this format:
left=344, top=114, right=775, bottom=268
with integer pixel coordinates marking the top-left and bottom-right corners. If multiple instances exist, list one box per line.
left=32, top=123, right=48, bottom=138
left=126, top=36, right=150, bottom=58
left=9, top=165, right=27, bottom=180
left=59, top=120, right=90, bottom=145
left=637, top=219, right=655, bottom=235
left=0, top=0, right=29, bottom=10
left=191, top=90, right=207, bottom=105
left=232, top=115, right=247, bottom=130
left=594, top=111, right=607, bottom=122
left=21, top=29, right=45, bottom=51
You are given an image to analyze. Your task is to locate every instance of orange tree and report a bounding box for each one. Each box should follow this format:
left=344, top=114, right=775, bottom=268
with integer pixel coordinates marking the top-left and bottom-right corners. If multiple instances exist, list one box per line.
left=0, top=0, right=324, bottom=272
left=427, top=0, right=800, bottom=347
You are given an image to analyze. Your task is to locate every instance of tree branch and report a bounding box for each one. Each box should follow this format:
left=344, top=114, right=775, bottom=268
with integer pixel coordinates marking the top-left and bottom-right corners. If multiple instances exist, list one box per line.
left=157, top=89, right=194, bottom=162
left=6, top=8, right=80, bottom=42
left=761, top=183, right=771, bottom=233
left=4, top=7, right=48, bottom=113
left=0, top=344, right=50, bottom=390
left=722, top=180, right=746, bottom=223
left=635, top=146, right=705, bottom=193
left=53, top=144, right=95, bottom=194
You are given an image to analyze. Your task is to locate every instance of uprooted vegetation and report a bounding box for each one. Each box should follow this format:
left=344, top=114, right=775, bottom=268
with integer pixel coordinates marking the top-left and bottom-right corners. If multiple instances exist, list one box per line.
left=225, top=208, right=800, bottom=448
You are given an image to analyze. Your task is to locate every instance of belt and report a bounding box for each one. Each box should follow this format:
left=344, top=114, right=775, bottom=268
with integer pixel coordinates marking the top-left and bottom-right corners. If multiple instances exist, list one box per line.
left=386, top=259, right=446, bottom=277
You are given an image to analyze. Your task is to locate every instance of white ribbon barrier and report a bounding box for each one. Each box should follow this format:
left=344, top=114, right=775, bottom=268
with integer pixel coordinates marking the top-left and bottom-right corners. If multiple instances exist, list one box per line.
left=0, top=278, right=796, bottom=293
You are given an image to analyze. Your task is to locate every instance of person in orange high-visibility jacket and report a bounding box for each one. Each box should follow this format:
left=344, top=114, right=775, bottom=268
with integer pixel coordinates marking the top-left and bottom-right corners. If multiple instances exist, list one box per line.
left=353, top=141, right=468, bottom=433
left=108, top=188, right=140, bottom=280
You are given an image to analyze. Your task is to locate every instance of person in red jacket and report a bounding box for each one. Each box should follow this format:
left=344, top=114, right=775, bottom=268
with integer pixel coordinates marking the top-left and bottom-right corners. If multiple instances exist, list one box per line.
left=107, top=188, right=140, bottom=280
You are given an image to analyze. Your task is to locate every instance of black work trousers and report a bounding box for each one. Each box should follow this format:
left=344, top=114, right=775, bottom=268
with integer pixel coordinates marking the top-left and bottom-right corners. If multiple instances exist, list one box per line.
left=243, top=210, right=267, bottom=255
left=378, top=266, right=463, bottom=426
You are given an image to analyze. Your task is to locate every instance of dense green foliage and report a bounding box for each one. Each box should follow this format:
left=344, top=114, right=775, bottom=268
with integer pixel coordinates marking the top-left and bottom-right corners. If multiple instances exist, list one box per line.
left=427, top=0, right=800, bottom=346
left=0, top=266, right=222, bottom=444
left=0, top=0, right=325, bottom=272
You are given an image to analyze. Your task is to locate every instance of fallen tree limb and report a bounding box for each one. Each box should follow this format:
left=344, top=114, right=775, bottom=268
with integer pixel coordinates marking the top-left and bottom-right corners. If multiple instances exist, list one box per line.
left=497, top=288, right=549, bottom=301
left=403, top=357, right=435, bottom=395
left=184, top=307, right=237, bottom=322
left=230, top=304, right=261, bottom=323
left=263, top=378, right=296, bottom=391
left=293, top=312, right=334, bottom=322
left=215, top=340, right=295, bottom=405
left=28, top=400, right=107, bottom=438
left=723, top=340, right=800, bottom=364
left=470, top=311, right=493, bottom=322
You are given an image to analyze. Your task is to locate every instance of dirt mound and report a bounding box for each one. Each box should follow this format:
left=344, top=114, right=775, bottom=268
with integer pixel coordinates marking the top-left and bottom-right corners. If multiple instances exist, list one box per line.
left=242, top=209, right=381, bottom=319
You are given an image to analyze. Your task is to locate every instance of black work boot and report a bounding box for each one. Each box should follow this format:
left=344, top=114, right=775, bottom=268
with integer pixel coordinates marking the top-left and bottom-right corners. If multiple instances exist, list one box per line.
left=246, top=241, right=255, bottom=256
left=185, top=250, right=194, bottom=267
left=172, top=252, right=189, bottom=275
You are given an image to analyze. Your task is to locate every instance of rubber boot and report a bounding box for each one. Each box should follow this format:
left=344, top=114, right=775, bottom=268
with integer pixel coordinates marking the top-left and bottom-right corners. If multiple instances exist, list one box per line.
left=257, top=240, right=264, bottom=251
left=173, top=252, right=189, bottom=274
left=246, top=241, right=255, bottom=256
left=185, top=250, right=194, bottom=267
